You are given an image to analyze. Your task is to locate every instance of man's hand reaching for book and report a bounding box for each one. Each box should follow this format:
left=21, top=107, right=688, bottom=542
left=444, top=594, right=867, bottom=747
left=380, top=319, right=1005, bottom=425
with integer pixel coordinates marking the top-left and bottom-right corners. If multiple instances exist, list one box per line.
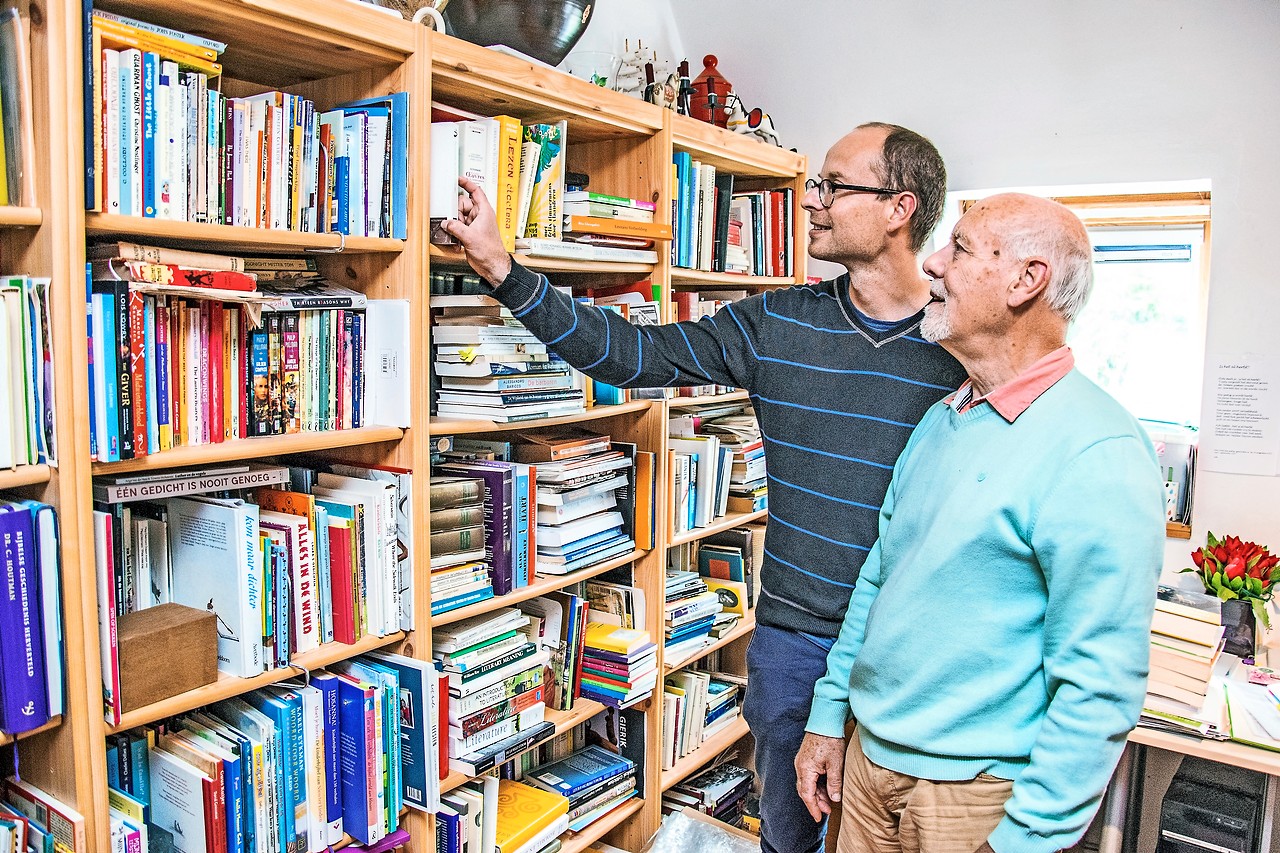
left=795, top=732, right=847, bottom=822
left=444, top=177, right=513, bottom=287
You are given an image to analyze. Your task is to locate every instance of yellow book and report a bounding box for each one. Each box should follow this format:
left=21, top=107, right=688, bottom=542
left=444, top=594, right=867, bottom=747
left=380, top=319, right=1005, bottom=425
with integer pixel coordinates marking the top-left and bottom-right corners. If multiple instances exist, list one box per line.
left=702, top=578, right=748, bottom=617
left=522, top=120, right=566, bottom=240
left=494, top=780, right=568, bottom=853
left=96, top=23, right=223, bottom=78
left=493, top=114, right=523, bottom=252
left=0, top=91, right=9, bottom=205
left=584, top=621, right=652, bottom=656
left=92, top=14, right=220, bottom=62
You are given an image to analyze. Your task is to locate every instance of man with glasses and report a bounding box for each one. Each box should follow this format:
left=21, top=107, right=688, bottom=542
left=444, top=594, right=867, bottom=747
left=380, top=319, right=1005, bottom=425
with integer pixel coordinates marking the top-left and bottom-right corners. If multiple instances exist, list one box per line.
left=444, top=122, right=967, bottom=853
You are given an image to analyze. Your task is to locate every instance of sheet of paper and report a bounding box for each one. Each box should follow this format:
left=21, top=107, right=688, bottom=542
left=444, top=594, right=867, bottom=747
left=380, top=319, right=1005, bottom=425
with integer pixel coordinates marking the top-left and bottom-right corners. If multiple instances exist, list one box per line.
left=1202, top=352, right=1280, bottom=476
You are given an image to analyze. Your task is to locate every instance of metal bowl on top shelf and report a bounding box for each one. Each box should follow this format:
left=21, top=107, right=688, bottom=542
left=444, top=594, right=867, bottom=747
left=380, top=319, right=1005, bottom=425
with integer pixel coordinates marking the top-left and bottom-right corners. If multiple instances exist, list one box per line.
left=440, top=0, right=595, bottom=67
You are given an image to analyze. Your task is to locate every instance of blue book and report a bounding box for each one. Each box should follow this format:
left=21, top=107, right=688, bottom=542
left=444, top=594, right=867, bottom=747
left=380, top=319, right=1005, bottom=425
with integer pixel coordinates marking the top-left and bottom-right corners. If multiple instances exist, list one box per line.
left=272, top=542, right=290, bottom=666
left=313, top=504, right=333, bottom=644
left=333, top=156, right=350, bottom=235
left=538, top=527, right=626, bottom=559
left=118, top=52, right=132, bottom=215
left=524, top=745, right=635, bottom=799
left=85, top=265, right=97, bottom=460
left=541, top=537, right=634, bottom=575
left=312, top=672, right=344, bottom=844
left=80, top=0, right=94, bottom=208
left=106, top=743, right=120, bottom=790
left=339, top=92, right=408, bottom=239
left=142, top=297, right=158, bottom=451
left=127, top=731, right=151, bottom=807
left=436, top=804, right=461, bottom=852
left=141, top=52, right=157, bottom=217
left=364, top=651, right=434, bottom=812
left=511, top=462, right=531, bottom=588
left=430, top=586, right=494, bottom=616
left=0, top=505, right=49, bottom=734
left=674, top=151, right=692, bottom=267
left=339, top=659, right=399, bottom=831
left=336, top=674, right=377, bottom=844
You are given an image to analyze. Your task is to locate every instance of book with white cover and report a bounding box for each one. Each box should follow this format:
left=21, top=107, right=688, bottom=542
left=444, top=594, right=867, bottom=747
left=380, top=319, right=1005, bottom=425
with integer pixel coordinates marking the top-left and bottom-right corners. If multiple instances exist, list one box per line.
left=258, top=508, right=320, bottom=655
left=363, top=300, right=411, bottom=428
left=165, top=496, right=265, bottom=677
left=537, top=510, right=624, bottom=548
left=148, top=747, right=211, bottom=853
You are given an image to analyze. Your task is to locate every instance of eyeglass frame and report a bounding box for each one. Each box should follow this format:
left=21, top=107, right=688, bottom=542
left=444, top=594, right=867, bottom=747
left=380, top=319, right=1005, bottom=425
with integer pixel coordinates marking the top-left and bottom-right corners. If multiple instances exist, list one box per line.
left=804, top=177, right=904, bottom=208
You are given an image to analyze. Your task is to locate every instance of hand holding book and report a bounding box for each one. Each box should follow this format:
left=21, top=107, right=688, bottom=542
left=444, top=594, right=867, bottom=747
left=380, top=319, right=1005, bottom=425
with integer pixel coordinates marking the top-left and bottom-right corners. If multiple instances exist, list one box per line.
left=444, top=178, right=513, bottom=287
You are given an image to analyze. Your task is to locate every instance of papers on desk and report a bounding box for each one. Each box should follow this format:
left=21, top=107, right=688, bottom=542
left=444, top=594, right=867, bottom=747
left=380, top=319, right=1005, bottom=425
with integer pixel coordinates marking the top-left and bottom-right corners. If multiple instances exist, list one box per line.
left=1223, top=678, right=1280, bottom=751
left=1139, top=654, right=1280, bottom=751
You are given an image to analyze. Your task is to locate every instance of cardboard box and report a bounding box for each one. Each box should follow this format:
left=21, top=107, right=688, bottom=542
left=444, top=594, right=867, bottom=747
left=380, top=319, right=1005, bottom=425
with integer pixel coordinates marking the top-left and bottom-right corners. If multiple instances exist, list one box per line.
left=117, top=603, right=218, bottom=712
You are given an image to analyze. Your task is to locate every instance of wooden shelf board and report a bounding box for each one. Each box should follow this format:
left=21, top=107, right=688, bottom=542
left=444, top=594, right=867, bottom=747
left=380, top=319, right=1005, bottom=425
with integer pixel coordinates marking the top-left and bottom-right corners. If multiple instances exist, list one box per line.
left=429, top=33, right=665, bottom=142
left=430, top=244, right=654, bottom=275
left=0, top=464, right=52, bottom=490
left=559, top=797, right=646, bottom=853
left=1130, top=725, right=1280, bottom=776
left=0, top=206, right=41, bottom=227
left=671, top=270, right=796, bottom=288
left=86, top=214, right=404, bottom=255
left=1167, top=522, right=1192, bottom=540
left=670, top=113, right=806, bottom=178
left=431, top=551, right=647, bottom=627
left=108, top=632, right=405, bottom=733
left=91, top=426, right=405, bottom=476
left=438, top=699, right=607, bottom=794
left=660, top=715, right=752, bottom=791
left=0, top=715, right=62, bottom=747
left=669, top=509, right=768, bottom=549
left=664, top=614, right=756, bottom=675
left=430, top=401, right=652, bottom=436
left=667, top=390, right=751, bottom=409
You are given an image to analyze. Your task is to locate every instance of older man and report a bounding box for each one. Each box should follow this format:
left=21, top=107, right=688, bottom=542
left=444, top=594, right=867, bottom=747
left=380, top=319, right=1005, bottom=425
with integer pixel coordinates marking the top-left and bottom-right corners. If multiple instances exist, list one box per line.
left=794, top=193, right=1166, bottom=853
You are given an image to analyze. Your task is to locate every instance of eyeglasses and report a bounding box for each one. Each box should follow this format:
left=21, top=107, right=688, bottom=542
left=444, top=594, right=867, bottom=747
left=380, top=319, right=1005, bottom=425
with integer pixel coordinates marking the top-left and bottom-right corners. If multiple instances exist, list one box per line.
left=804, top=177, right=903, bottom=208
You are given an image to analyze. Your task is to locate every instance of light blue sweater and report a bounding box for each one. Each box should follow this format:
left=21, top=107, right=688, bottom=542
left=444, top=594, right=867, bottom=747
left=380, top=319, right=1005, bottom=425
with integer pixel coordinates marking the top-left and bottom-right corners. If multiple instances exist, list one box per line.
left=805, top=369, right=1166, bottom=853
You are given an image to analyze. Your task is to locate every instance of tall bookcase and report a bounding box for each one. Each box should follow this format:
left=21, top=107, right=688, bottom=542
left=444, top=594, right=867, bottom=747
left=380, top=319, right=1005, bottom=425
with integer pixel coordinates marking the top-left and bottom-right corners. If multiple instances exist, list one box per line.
left=8, top=6, right=805, bottom=851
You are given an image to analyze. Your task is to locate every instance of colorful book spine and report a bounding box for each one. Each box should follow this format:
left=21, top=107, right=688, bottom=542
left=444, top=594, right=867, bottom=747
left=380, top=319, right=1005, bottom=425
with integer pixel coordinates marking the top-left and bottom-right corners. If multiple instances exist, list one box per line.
left=0, top=505, right=49, bottom=734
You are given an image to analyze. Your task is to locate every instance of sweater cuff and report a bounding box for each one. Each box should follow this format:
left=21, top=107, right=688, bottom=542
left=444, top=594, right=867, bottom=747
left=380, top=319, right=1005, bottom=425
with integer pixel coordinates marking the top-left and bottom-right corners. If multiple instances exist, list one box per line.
left=492, top=259, right=545, bottom=314
left=805, top=697, right=850, bottom=739
left=987, top=816, right=1058, bottom=853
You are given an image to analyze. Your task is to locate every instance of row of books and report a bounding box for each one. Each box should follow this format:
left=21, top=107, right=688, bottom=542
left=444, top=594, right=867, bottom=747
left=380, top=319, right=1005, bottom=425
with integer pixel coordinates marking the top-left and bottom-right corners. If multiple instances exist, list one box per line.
left=0, top=497, right=62, bottom=737
left=95, top=461, right=414, bottom=725
left=86, top=10, right=408, bottom=237
left=670, top=291, right=746, bottom=398
left=664, top=571, right=723, bottom=661
left=0, top=274, right=56, bottom=468
left=3, top=777, right=85, bottom=853
left=671, top=152, right=794, bottom=277
left=1141, top=584, right=1229, bottom=732
left=103, top=648, right=436, bottom=853
left=662, top=670, right=744, bottom=772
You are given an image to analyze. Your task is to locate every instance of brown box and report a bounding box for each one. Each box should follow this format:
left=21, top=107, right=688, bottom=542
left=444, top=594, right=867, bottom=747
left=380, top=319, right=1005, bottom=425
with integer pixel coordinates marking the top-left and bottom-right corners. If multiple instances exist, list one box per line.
left=117, top=603, right=219, bottom=713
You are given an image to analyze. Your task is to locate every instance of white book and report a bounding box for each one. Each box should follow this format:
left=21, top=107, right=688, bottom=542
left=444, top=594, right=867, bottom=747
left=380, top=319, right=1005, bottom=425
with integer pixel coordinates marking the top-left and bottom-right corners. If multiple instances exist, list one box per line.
left=327, top=462, right=415, bottom=632
left=363, top=299, right=411, bottom=428
left=514, top=237, right=659, bottom=264
left=536, top=510, right=624, bottom=548
left=535, top=490, right=616, bottom=525
left=429, top=120, right=461, bottom=226
left=172, top=71, right=189, bottom=222
left=155, top=61, right=175, bottom=219
left=123, top=49, right=142, bottom=217
left=363, top=111, right=389, bottom=237
left=295, top=684, right=327, bottom=853
left=246, top=98, right=267, bottom=227
left=103, top=49, right=122, bottom=216
left=432, top=606, right=529, bottom=652
left=258, top=508, right=320, bottom=654
left=512, top=814, right=568, bottom=853
left=148, top=748, right=211, bottom=853
left=165, top=496, right=265, bottom=677
left=458, top=119, right=498, bottom=212
left=668, top=435, right=720, bottom=528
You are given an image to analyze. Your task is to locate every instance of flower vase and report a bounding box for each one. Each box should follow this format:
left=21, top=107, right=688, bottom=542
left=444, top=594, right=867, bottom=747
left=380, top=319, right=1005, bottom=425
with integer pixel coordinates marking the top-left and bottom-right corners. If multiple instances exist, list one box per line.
left=1221, top=598, right=1257, bottom=659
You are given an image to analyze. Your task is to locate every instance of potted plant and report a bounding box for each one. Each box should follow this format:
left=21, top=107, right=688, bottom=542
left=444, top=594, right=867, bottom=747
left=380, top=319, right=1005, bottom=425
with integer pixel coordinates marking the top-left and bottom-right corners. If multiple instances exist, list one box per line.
left=1182, top=532, right=1280, bottom=658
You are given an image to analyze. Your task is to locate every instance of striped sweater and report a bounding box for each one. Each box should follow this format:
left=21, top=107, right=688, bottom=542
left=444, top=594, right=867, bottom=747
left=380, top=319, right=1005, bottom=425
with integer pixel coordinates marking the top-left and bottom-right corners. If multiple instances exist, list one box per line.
left=493, top=261, right=967, bottom=637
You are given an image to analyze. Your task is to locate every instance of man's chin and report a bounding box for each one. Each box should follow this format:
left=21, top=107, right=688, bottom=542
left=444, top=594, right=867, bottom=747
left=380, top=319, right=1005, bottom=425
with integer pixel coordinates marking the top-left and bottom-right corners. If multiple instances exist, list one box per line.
left=919, top=319, right=949, bottom=344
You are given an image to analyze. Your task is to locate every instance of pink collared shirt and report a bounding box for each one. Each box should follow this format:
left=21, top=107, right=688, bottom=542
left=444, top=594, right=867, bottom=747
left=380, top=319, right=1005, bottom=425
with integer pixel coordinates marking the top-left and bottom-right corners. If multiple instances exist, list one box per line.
left=949, top=346, right=1076, bottom=422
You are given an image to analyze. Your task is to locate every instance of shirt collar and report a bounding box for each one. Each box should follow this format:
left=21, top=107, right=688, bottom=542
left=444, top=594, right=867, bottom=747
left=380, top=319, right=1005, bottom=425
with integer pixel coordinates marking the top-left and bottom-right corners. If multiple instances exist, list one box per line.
left=948, top=346, right=1076, bottom=422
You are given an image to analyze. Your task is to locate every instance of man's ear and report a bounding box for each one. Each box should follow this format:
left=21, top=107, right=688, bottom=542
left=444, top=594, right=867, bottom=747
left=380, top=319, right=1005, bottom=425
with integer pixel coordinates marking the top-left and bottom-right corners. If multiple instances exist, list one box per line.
left=885, top=192, right=918, bottom=241
left=1009, top=257, right=1051, bottom=308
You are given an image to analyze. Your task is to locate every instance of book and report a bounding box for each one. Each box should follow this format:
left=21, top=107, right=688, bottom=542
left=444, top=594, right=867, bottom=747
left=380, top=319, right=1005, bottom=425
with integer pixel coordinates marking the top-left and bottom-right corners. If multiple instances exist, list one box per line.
left=493, top=780, right=569, bottom=853
left=514, top=238, right=659, bottom=264
left=449, top=720, right=556, bottom=776
left=522, top=121, right=567, bottom=241
left=93, top=462, right=288, bottom=503
left=1155, top=584, right=1222, bottom=625
left=524, top=745, right=634, bottom=799
left=1151, top=607, right=1227, bottom=648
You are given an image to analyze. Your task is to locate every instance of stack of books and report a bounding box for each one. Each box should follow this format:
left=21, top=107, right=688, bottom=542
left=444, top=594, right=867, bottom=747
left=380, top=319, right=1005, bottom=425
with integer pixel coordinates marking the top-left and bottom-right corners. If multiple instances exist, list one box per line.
left=701, top=409, right=768, bottom=514
left=0, top=498, right=63, bottom=737
left=579, top=622, right=659, bottom=708
left=664, top=571, right=723, bottom=660
left=0, top=275, right=57, bottom=469
left=431, top=294, right=585, bottom=423
left=663, top=670, right=711, bottom=769
left=1141, top=585, right=1229, bottom=733
left=3, top=779, right=87, bottom=853
left=526, top=744, right=639, bottom=833
left=429, top=475, right=492, bottom=615
left=702, top=676, right=744, bottom=739
left=662, top=763, right=754, bottom=828
left=433, top=608, right=556, bottom=776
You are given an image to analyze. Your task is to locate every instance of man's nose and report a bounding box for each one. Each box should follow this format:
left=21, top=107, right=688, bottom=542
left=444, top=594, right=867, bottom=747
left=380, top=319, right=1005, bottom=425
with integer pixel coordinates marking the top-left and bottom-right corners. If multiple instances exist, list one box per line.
left=922, top=248, right=946, bottom=278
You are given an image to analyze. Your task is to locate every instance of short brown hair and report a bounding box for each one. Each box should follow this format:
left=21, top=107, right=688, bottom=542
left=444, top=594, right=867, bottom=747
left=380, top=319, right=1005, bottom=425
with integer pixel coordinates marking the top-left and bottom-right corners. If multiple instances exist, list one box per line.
left=859, top=122, right=947, bottom=252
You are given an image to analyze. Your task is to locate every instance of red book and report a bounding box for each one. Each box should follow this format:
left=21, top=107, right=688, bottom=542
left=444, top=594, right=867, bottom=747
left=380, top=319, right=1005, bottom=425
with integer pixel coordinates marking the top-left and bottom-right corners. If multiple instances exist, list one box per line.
left=437, top=670, right=449, bottom=780
left=127, top=289, right=148, bottom=456
left=770, top=190, right=787, bottom=276
left=209, top=302, right=225, bottom=443
left=91, top=259, right=259, bottom=292
left=328, top=523, right=357, bottom=644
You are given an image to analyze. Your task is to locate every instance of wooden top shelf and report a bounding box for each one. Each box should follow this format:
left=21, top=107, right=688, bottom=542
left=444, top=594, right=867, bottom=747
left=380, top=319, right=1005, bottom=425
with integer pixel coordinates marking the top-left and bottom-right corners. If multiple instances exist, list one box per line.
left=1130, top=725, right=1280, bottom=776
left=431, top=245, right=655, bottom=275
left=0, top=464, right=52, bottom=490
left=91, top=426, right=404, bottom=476
left=428, top=32, right=665, bottom=143
left=0, top=206, right=41, bottom=227
left=108, top=632, right=405, bottom=733
left=86, top=214, right=404, bottom=255
left=660, top=714, right=751, bottom=791
left=670, top=113, right=806, bottom=178
left=0, top=715, right=61, bottom=747
left=664, top=613, right=756, bottom=675
left=1167, top=522, right=1192, bottom=540
left=671, top=269, right=797, bottom=288
left=669, top=508, right=768, bottom=549
left=431, top=549, right=646, bottom=627
left=430, top=401, right=652, bottom=436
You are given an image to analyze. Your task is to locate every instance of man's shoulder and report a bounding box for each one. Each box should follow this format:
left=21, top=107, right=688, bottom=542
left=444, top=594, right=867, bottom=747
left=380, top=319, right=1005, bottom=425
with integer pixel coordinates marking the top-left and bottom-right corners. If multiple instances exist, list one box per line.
left=1034, top=370, right=1153, bottom=446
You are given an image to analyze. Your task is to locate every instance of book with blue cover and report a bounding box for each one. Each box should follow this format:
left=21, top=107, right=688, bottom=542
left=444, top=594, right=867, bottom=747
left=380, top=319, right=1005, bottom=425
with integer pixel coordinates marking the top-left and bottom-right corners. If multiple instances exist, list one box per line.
left=524, top=745, right=635, bottom=800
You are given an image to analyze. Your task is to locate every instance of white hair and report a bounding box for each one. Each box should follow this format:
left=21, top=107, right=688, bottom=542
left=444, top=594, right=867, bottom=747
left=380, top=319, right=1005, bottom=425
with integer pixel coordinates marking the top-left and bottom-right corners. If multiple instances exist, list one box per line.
left=1000, top=220, right=1094, bottom=322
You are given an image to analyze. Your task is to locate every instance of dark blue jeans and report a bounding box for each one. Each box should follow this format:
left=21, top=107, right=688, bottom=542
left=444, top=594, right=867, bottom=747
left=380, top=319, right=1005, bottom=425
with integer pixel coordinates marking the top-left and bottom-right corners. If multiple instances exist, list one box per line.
left=743, top=624, right=835, bottom=853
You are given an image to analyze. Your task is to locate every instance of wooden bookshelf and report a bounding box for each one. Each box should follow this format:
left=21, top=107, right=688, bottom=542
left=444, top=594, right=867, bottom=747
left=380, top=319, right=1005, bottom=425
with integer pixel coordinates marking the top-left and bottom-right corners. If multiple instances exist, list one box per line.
left=660, top=715, right=752, bottom=792
left=0, top=716, right=62, bottom=748
left=430, top=400, right=653, bottom=436
left=667, top=390, right=751, bottom=409
left=671, top=270, right=795, bottom=288
left=664, top=613, right=756, bottom=675
left=431, top=244, right=656, bottom=275
left=107, top=631, right=407, bottom=733
left=669, top=508, right=768, bottom=548
left=85, top=213, right=405, bottom=254
left=0, top=463, right=52, bottom=489
left=560, top=798, right=646, bottom=853
left=0, top=206, right=42, bottom=227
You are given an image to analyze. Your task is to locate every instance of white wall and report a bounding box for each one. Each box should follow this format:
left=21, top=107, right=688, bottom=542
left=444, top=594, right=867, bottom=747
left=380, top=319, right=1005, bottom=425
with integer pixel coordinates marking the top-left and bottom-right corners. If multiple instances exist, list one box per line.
left=669, top=0, right=1280, bottom=580
left=563, top=0, right=687, bottom=79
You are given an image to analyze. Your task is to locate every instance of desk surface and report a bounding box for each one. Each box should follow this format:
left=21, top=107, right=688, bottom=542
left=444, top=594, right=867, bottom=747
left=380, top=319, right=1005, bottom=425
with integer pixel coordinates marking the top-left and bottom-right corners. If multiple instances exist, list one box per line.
left=1129, top=725, right=1280, bottom=775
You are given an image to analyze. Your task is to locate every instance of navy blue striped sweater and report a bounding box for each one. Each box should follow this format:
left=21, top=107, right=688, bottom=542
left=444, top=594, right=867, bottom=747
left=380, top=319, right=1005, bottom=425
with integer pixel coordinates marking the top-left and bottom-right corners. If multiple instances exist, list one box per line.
left=493, top=261, right=968, bottom=637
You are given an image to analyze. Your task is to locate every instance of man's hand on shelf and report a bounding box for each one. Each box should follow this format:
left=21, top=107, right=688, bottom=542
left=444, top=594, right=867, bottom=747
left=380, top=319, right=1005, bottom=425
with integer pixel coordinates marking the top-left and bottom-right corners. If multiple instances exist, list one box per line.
left=443, top=177, right=513, bottom=287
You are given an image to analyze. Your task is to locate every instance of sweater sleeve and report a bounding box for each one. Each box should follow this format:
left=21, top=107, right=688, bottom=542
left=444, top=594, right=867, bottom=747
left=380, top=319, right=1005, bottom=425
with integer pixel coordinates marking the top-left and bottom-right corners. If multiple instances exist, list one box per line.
left=987, top=436, right=1165, bottom=853
left=491, top=260, right=760, bottom=390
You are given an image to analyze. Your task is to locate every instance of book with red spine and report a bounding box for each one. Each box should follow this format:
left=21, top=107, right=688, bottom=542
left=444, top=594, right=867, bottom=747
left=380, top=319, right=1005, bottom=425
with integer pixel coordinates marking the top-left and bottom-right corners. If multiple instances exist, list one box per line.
left=328, top=522, right=357, bottom=644
left=91, top=258, right=260, bottom=292
left=208, top=302, right=224, bottom=443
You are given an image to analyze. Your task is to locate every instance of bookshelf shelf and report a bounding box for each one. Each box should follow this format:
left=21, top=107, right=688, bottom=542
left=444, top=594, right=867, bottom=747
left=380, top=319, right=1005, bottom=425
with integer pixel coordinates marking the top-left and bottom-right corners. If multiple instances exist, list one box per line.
left=671, top=113, right=807, bottom=179
left=667, top=390, right=751, bottom=409
left=1167, top=522, right=1192, bottom=540
left=669, top=509, right=768, bottom=548
left=660, top=714, right=752, bottom=792
left=106, top=631, right=406, bottom=733
left=431, top=244, right=656, bottom=275
left=664, top=613, right=756, bottom=675
left=560, top=797, right=646, bottom=853
left=671, top=270, right=795, bottom=288
left=430, top=401, right=653, bottom=436
left=0, top=464, right=52, bottom=490
left=0, top=716, right=62, bottom=747
left=1129, top=725, right=1280, bottom=776
left=85, top=213, right=405, bottom=255
left=89, top=425, right=405, bottom=476
left=0, top=206, right=42, bottom=227
left=430, top=550, right=648, bottom=628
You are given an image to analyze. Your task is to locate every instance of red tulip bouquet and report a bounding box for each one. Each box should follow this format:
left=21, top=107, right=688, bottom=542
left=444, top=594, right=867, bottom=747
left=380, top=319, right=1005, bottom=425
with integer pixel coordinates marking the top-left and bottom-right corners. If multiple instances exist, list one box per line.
left=1183, top=532, right=1280, bottom=628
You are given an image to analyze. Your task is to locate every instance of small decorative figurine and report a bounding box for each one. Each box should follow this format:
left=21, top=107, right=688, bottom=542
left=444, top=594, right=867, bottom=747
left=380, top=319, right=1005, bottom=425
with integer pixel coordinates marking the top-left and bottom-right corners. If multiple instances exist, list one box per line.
left=688, top=54, right=733, bottom=127
left=725, top=92, right=781, bottom=147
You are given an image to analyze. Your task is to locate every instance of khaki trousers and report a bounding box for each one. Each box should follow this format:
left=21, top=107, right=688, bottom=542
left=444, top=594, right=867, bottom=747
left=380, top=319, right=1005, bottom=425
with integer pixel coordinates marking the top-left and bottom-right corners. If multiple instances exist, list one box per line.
left=835, top=729, right=1014, bottom=853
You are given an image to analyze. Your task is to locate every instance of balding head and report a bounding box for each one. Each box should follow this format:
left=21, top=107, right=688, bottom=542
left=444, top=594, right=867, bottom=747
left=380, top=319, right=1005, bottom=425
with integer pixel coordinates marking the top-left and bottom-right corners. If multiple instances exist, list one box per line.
left=970, top=193, right=1094, bottom=322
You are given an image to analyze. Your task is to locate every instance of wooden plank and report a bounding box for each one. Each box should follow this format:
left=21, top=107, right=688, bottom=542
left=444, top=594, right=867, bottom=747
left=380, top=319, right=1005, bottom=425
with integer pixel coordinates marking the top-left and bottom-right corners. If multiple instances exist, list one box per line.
left=86, top=213, right=403, bottom=254
left=559, top=798, right=645, bottom=853
left=0, top=206, right=41, bottom=227
left=670, top=112, right=805, bottom=177
left=0, top=464, right=51, bottom=489
left=669, top=509, right=768, bottom=548
left=0, top=716, right=61, bottom=747
left=431, top=244, right=654, bottom=275
left=1167, top=522, right=1192, bottom=540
